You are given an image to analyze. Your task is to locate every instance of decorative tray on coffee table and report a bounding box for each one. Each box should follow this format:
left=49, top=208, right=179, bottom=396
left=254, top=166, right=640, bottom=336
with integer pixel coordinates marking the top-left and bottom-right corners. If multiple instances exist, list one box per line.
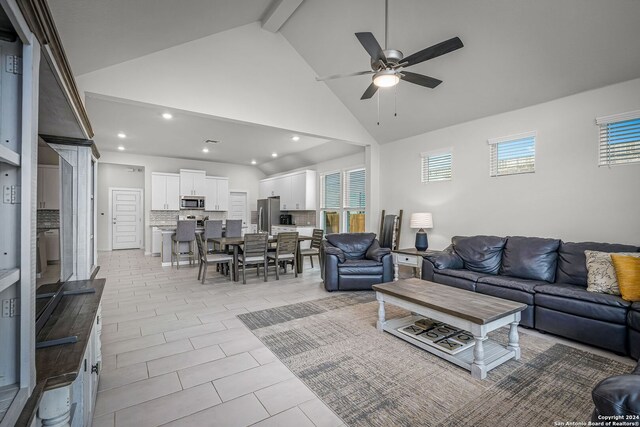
left=397, top=317, right=475, bottom=355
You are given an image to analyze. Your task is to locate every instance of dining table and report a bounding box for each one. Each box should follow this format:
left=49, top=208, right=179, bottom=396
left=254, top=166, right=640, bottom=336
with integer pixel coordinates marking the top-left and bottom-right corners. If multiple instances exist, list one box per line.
left=210, top=235, right=313, bottom=282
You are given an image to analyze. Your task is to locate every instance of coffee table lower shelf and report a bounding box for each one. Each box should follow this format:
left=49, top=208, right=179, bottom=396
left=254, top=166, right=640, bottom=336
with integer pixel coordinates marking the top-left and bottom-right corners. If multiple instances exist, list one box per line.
left=382, top=315, right=516, bottom=376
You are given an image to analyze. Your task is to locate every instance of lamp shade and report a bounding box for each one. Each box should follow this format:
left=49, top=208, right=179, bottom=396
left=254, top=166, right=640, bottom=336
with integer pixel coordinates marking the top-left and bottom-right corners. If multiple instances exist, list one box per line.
left=410, top=213, right=433, bottom=229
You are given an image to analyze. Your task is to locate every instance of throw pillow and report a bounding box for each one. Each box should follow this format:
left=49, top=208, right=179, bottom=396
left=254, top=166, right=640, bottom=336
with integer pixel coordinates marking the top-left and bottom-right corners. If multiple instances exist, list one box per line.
left=611, top=254, right=640, bottom=302
left=585, top=250, right=640, bottom=295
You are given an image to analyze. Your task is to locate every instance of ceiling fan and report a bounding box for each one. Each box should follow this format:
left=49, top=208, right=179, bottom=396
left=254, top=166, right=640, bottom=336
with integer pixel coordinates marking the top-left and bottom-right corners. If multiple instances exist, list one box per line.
left=316, top=0, right=464, bottom=100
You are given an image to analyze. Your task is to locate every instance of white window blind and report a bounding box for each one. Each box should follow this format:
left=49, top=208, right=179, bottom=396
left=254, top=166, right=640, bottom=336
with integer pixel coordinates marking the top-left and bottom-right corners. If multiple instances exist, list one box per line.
left=344, top=168, right=366, bottom=208
left=322, top=172, right=341, bottom=209
left=488, top=132, right=536, bottom=177
left=421, top=151, right=452, bottom=182
left=596, top=111, right=640, bottom=166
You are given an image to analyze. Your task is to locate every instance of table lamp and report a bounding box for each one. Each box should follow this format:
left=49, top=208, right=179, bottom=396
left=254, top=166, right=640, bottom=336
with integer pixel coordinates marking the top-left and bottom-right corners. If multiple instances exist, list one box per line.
left=410, top=213, right=433, bottom=251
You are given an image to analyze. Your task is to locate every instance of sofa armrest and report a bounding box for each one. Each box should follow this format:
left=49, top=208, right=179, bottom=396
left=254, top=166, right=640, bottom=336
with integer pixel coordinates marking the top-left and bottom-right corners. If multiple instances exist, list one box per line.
left=322, top=242, right=346, bottom=263
left=424, top=245, right=464, bottom=270
left=592, top=373, right=640, bottom=418
left=366, top=240, right=391, bottom=262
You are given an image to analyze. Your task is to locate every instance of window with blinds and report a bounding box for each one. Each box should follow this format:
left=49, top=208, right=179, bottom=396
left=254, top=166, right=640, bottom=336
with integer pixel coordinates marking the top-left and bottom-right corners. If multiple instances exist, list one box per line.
left=596, top=111, right=640, bottom=166
left=321, top=172, right=341, bottom=209
left=421, top=151, right=452, bottom=182
left=488, top=132, right=536, bottom=177
left=344, top=168, right=365, bottom=208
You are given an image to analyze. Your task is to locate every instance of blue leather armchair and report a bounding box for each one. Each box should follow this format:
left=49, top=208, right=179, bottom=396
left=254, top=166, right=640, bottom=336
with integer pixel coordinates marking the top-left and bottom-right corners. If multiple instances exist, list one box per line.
left=321, top=233, right=393, bottom=291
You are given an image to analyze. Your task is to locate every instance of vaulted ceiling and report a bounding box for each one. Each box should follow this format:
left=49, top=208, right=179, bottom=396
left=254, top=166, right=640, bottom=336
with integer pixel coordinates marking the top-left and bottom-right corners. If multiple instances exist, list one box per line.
left=49, top=0, right=640, bottom=167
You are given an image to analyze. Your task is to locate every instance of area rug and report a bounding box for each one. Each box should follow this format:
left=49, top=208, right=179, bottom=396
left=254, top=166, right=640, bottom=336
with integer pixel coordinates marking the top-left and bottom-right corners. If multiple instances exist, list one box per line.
left=237, top=293, right=633, bottom=427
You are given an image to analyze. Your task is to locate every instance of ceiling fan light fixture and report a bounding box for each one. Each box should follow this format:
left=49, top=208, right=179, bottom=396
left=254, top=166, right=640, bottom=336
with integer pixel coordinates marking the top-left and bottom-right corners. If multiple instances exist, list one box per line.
left=373, top=70, right=400, bottom=88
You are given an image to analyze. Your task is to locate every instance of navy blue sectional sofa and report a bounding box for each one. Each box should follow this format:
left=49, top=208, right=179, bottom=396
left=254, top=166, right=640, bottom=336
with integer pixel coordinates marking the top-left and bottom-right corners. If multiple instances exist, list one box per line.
left=421, top=235, right=639, bottom=357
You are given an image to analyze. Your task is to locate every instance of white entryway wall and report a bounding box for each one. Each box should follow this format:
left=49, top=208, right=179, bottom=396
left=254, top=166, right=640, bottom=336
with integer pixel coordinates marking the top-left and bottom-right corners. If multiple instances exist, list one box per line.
left=379, top=77, right=640, bottom=249
left=97, top=163, right=145, bottom=250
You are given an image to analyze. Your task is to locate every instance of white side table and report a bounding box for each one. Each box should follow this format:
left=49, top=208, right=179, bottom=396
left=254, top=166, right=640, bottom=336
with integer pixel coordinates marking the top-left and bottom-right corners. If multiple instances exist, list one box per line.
left=392, top=248, right=436, bottom=281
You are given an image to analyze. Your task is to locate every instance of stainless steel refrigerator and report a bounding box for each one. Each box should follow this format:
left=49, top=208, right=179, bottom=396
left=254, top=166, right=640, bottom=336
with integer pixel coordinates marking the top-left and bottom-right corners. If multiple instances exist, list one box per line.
left=257, top=197, right=280, bottom=234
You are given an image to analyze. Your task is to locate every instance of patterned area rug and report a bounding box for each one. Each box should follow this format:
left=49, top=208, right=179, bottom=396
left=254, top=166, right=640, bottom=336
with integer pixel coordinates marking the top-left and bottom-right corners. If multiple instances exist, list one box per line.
left=237, top=293, right=633, bottom=427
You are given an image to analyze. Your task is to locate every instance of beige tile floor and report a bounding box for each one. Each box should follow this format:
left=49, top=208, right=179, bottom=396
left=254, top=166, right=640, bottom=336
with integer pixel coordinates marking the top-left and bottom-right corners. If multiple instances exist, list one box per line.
left=93, top=250, right=635, bottom=427
left=93, top=249, right=345, bottom=427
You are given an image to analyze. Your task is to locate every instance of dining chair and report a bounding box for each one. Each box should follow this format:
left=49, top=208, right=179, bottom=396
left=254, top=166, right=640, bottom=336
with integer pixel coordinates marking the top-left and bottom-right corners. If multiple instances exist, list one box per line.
left=237, top=233, right=269, bottom=284
left=300, top=228, right=323, bottom=268
left=204, top=220, right=223, bottom=253
left=195, top=234, right=233, bottom=283
left=171, top=220, right=196, bottom=269
left=225, top=219, right=243, bottom=238
left=267, top=232, right=299, bottom=280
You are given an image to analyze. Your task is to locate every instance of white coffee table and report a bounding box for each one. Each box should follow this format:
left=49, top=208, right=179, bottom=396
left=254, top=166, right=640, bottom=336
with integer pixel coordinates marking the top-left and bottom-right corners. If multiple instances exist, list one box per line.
left=373, top=278, right=527, bottom=379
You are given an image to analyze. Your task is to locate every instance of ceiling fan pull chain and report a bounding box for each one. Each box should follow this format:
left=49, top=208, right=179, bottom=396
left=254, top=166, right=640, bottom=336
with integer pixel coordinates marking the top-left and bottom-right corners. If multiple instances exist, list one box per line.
left=377, top=90, right=380, bottom=125
left=394, top=83, right=397, bottom=117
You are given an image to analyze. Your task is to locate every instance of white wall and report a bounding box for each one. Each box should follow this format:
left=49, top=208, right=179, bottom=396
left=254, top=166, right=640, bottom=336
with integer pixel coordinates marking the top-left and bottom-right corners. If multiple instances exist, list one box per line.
left=380, top=78, right=640, bottom=250
left=98, top=151, right=266, bottom=253
left=96, top=163, right=145, bottom=251
left=77, top=22, right=374, bottom=145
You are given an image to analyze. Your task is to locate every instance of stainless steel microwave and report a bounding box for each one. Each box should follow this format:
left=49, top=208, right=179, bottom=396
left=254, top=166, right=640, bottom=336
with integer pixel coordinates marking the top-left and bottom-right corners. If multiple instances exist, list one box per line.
left=180, top=196, right=205, bottom=210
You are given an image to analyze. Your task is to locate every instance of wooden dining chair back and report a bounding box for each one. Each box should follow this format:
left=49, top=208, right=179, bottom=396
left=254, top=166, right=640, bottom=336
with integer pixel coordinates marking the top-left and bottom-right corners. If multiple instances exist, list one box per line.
left=204, top=220, right=223, bottom=252
left=267, top=232, right=298, bottom=280
left=238, top=233, right=269, bottom=284
left=300, top=228, right=323, bottom=268
left=171, top=220, right=196, bottom=269
left=195, top=234, right=233, bottom=283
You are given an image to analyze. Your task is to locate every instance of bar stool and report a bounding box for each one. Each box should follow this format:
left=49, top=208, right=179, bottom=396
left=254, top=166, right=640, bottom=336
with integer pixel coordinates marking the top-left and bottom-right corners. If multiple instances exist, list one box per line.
left=204, top=220, right=223, bottom=253
left=171, top=220, right=196, bottom=269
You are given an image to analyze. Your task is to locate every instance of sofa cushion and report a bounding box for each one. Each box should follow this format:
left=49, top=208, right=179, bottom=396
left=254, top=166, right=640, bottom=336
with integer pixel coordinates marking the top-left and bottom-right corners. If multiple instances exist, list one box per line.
left=629, top=307, right=640, bottom=331
left=555, top=241, right=639, bottom=286
left=326, top=233, right=376, bottom=260
left=500, top=236, right=560, bottom=282
left=452, top=235, right=507, bottom=275
left=585, top=251, right=640, bottom=296
left=436, top=268, right=488, bottom=283
left=535, top=283, right=630, bottom=309
left=338, top=259, right=383, bottom=275
left=477, top=275, right=544, bottom=294
left=424, top=245, right=464, bottom=270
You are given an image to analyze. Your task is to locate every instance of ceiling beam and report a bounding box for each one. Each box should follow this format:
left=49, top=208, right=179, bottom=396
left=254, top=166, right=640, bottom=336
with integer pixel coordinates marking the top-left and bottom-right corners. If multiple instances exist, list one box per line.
left=261, top=0, right=303, bottom=33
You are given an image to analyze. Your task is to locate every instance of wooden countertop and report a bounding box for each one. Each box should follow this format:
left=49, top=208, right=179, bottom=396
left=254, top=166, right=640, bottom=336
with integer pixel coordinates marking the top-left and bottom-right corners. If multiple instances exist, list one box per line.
left=17, top=278, right=106, bottom=426
left=35, top=279, right=106, bottom=390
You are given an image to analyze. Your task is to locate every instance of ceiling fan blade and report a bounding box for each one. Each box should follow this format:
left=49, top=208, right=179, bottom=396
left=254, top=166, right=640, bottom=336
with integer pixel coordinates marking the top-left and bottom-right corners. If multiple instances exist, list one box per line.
left=355, top=32, right=387, bottom=62
left=316, top=70, right=375, bottom=82
left=360, top=82, right=379, bottom=100
left=401, top=71, right=443, bottom=88
left=402, top=37, right=463, bottom=67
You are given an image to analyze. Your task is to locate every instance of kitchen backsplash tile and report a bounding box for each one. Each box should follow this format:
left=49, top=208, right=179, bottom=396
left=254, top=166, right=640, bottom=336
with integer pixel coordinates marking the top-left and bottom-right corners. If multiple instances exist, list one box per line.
left=149, top=210, right=227, bottom=226
left=250, top=210, right=316, bottom=226
left=37, top=209, right=60, bottom=229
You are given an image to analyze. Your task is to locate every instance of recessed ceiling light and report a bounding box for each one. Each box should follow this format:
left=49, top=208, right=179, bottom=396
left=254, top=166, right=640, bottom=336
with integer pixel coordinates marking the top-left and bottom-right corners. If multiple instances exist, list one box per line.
left=117, top=132, right=126, bottom=138
left=292, top=136, right=300, bottom=141
left=117, top=146, right=125, bottom=151
left=271, top=153, right=278, bottom=158
left=251, top=160, right=257, bottom=165
left=162, top=113, right=173, bottom=120
left=202, top=148, right=209, bottom=153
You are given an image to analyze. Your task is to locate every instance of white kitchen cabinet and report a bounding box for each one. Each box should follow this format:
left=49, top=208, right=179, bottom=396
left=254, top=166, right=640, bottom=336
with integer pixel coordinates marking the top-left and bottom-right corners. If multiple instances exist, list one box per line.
left=152, top=172, right=180, bottom=210
left=205, top=176, right=229, bottom=211
left=37, top=165, right=60, bottom=210
left=259, top=170, right=316, bottom=210
left=180, top=169, right=206, bottom=196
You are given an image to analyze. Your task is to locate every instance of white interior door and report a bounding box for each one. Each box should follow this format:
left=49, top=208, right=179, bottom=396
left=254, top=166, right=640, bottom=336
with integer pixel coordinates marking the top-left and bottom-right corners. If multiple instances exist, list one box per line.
left=112, top=189, right=142, bottom=250
left=228, top=192, right=248, bottom=228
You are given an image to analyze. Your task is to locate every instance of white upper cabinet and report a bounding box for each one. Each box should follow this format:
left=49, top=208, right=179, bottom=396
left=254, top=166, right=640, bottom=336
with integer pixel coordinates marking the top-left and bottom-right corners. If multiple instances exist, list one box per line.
left=152, top=172, right=180, bottom=210
left=258, top=170, right=316, bottom=210
left=205, top=176, right=229, bottom=211
left=180, top=169, right=206, bottom=196
left=37, top=165, right=60, bottom=210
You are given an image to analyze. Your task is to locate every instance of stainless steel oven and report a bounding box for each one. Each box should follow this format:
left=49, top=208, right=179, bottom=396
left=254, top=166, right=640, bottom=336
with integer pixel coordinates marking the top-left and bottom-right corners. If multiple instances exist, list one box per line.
left=180, top=196, right=205, bottom=210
